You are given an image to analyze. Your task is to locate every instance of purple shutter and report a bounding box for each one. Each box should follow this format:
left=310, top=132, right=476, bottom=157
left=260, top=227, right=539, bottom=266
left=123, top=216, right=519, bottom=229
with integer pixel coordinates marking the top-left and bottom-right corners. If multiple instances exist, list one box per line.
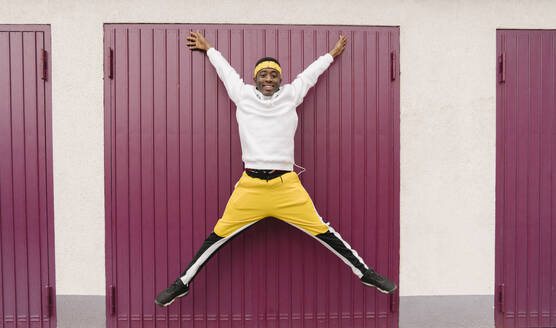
left=0, top=25, right=55, bottom=328
left=496, top=30, right=556, bottom=328
left=104, top=24, right=399, bottom=328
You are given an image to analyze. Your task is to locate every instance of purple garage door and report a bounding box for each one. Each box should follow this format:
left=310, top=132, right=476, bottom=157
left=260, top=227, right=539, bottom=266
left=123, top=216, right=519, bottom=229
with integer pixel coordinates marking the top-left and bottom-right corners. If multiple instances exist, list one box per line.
left=496, top=30, right=556, bottom=328
left=104, top=24, right=399, bottom=328
left=0, top=25, right=56, bottom=328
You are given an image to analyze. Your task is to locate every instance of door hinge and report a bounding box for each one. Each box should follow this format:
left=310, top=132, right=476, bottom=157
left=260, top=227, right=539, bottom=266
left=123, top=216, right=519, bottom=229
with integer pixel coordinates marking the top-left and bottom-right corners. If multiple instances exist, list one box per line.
left=389, top=293, right=398, bottom=313
left=391, top=51, right=397, bottom=81
left=44, top=285, right=53, bottom=317
left=109, top=285, right=116, bottom=315
left=41, top=49, right=48, bottom=81
left=498, top=284, right=505, bottom=313
left=108, top=48, right=114, bottom=80
left=498, top=53, right=506, bottom=83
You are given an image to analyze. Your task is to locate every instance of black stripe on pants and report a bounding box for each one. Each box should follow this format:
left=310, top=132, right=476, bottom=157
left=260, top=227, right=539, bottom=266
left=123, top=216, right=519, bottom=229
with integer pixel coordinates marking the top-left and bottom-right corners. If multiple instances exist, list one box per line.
left=179, top=221, right=258, bottom=286
left=315, top=228, right=370, bottom=278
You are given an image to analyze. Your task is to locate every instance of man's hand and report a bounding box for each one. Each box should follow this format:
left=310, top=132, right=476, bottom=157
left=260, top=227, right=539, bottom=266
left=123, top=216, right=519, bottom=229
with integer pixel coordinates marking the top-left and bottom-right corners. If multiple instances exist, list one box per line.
left=329, top=35, right=347, bottom=58
left=186, top=30, right=212, bottom=51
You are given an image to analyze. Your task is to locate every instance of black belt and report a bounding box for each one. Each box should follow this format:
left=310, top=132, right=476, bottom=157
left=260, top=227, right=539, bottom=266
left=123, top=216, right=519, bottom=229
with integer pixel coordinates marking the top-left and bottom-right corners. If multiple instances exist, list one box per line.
left=245, top=168, right=290, bottom=181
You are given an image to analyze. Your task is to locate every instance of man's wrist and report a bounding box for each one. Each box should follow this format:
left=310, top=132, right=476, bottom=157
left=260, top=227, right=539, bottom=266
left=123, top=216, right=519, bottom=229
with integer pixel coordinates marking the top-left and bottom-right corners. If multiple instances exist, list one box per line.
left=329, top=49, right=340, bottom=58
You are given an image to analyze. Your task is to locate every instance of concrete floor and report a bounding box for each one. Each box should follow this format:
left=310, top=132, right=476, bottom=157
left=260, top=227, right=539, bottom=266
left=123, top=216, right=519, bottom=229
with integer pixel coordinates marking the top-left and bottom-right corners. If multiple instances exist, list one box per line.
left=57, top=295, right=105, bottom=328
left=56, top=294, right=494, bottom=328
left=399, top=295, right=494, bottom=328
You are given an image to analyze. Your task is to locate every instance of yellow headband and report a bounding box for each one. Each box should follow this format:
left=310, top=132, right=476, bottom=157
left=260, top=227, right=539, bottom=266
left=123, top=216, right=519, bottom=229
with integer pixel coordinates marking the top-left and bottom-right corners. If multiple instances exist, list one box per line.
left=254, top=61, right=282, bottom=79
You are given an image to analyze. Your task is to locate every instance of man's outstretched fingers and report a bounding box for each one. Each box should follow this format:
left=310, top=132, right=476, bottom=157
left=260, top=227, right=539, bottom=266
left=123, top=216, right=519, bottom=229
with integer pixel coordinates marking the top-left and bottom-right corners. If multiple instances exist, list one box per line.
left=329, top=34, right=348, bottom=58
left=186, top=30, right=211, bottom=51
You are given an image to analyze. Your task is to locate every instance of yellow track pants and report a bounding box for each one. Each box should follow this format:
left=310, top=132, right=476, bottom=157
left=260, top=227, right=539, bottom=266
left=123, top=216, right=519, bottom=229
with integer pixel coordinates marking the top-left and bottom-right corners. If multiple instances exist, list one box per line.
left=214, top=171, right=329, bottom=237
left=178, top=171, right=371, bottom=286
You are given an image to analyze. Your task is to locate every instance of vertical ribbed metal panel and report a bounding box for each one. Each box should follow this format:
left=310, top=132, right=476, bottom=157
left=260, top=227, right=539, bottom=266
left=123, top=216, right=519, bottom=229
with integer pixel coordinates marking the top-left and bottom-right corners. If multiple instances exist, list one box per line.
left=104, top=24, right=399, bottom=328
left=496, top=30, right=556, bottom=328
left=0, top=25, right=55, bottom=328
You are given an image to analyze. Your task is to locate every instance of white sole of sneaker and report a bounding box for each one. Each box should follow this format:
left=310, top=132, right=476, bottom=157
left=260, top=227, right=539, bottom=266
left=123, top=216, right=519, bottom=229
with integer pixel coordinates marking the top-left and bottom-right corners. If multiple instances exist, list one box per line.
left=154, top=290, right=189, bottom=307
left=361, top=281, right=397, bottom=294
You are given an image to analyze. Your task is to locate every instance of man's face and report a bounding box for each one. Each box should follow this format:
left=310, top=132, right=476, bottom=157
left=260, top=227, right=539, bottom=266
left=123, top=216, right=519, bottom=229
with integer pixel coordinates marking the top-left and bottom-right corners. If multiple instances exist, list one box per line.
left=254, top=68, right=281, bottom=96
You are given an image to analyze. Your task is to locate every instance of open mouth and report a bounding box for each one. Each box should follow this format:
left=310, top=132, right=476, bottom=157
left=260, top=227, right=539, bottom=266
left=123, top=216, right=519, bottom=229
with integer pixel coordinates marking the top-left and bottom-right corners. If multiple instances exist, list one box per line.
left=263, top=85, right=274, bottom=91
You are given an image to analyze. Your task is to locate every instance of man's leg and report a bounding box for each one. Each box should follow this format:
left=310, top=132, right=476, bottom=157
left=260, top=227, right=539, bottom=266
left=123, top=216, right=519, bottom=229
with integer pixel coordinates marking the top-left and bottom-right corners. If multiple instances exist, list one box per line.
left=314, top=225, right=368, bottom=278
left=154, top=225, right=257, bottom=307
left=155, top=173, right=266, bottom=306
left=271, top=172, right=397, bottom=293
left=178, top=221, right=257, bottom=286
left=313, top=226, right=396, bottom=293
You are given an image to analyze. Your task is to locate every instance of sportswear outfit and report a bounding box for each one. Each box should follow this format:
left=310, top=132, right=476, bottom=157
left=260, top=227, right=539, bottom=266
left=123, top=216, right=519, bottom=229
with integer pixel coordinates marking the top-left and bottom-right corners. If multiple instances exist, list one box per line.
left=155, top=48, right=396, bottom=307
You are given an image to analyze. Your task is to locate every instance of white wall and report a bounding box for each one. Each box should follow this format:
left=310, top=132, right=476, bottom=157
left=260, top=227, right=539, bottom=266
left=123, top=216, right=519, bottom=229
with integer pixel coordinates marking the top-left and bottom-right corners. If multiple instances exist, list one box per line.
left=1, top=0, right=555, bottom=297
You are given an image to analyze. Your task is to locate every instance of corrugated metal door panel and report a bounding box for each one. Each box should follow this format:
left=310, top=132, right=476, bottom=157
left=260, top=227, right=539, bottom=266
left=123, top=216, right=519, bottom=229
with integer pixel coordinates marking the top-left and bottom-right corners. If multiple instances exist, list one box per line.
left=0, top=26, right=55, bottom=328
left=496, top=30, right=556, bottom=328
left=104, top=24, right=399, bottom=328
left=538, top=31, right=555, bottom=328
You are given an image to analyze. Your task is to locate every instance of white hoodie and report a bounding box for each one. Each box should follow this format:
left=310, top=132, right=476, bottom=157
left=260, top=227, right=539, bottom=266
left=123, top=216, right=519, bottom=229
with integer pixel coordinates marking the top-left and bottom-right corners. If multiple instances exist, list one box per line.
left=206, top=47, right=333, bottom=171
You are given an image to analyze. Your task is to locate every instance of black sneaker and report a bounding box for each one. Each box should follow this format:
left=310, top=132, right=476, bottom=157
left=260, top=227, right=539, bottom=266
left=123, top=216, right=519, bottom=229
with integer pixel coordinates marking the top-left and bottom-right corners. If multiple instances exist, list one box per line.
left=360, top=269, right=397, bottom=294
left=154, top=279, right=189, bottom=307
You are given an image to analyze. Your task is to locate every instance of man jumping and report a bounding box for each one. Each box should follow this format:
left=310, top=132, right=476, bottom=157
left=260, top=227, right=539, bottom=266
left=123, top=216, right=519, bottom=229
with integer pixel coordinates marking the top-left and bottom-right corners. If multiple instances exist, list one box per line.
left=155, top=30, right=397, bottom=307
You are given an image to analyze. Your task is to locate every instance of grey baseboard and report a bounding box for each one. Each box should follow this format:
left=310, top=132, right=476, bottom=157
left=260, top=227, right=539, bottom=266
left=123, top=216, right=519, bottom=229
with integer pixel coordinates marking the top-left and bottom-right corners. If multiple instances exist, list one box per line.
left=56, top=294, right=494, bottom=328
left=57, top=295, right=105, bottom=328
left=399, top=295, right=494, bottom=328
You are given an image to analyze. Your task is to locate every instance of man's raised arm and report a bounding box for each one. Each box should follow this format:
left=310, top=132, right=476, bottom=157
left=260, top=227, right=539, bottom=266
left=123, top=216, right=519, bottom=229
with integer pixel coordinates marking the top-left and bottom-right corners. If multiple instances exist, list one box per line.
left=187, top=31, right=244, bottom=104
left=291, top=35, right=347, bottom=106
